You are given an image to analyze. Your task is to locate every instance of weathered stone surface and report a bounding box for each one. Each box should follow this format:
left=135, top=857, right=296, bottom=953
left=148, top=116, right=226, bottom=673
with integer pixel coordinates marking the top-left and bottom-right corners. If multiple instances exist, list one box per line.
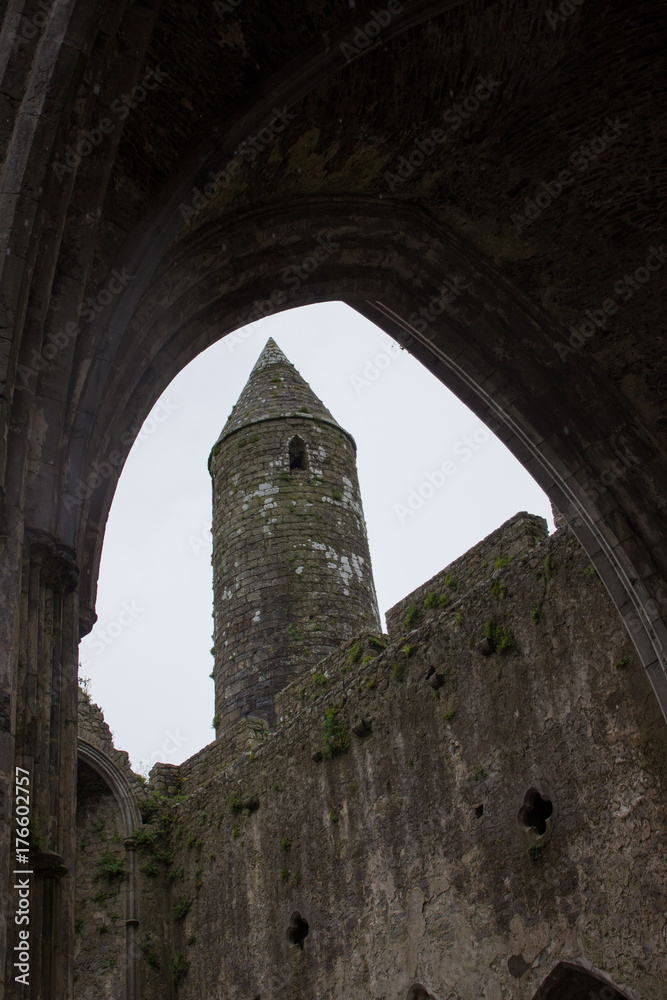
left=73, top=762, right=127, bottom=1000
left=386, top=511, right=548, bottom=639
left=2, top=3, right=667, bottom=995
left=210, top=339, right=380, bottom=738
left=73, top=520, right=667, bottom=1000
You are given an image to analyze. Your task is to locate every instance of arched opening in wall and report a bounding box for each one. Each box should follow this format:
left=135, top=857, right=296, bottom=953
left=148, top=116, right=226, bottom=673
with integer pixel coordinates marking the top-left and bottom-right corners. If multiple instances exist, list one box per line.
left=78, top=301, right=555, bottom=770
left=287, top=912, right=309, bottom=949
left=531, top=962, right=633, bottom=999
left=75, top=762, right=127, bottom=996
left=289, top=435, right=308, bottom=472
left=407, top=984, right=437, bottom=1000
left=518, top=788, right=554, bottom=838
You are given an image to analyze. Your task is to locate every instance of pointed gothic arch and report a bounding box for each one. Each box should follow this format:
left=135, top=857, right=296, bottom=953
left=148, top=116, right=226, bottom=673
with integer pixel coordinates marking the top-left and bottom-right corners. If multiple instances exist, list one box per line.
left=531, top=962, right=635, bottom=1000
left=407, top=985, right=438, bottom=1000
left=77, top=741, right=142, bottom=1000
left=2, top=2, right=666, bottom=996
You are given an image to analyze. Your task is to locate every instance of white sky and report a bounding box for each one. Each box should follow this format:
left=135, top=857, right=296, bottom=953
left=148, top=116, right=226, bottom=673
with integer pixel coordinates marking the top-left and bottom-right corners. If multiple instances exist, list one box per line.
left=80, top=302, right=553, bottom=772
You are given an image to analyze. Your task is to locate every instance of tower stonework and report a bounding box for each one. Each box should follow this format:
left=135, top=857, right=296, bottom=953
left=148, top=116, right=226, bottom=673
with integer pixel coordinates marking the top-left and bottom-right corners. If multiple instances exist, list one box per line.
left=209, top=338, right=381, bottom=738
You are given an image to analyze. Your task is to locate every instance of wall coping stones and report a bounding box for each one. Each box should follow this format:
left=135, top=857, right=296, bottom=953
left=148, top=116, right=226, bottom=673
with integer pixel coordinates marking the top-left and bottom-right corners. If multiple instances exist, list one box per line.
left=385, top=511, right=549, bottom=640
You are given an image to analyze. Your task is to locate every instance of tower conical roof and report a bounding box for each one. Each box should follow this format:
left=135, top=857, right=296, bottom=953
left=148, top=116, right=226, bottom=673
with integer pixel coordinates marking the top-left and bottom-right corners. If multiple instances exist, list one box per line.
left=214, top=338, right=354, bottom=447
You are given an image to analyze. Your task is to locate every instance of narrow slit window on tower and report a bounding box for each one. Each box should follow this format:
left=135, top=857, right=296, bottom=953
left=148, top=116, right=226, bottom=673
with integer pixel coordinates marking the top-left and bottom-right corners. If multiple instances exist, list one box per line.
left=287, top=912, right=309, bottom=949
left=289, top=436, right=308, bottom=472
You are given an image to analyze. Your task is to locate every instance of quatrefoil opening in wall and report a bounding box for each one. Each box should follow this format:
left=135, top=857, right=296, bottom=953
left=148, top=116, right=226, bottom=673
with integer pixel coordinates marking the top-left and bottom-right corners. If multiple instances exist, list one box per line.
left=518, top=787, right=554, bottom=846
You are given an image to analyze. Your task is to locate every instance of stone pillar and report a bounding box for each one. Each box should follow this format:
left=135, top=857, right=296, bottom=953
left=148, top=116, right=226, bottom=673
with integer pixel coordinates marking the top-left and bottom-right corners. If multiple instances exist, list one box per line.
left=124, top=837, right=140, bottom=1000
left=4, top=532, right=80, bottom=1000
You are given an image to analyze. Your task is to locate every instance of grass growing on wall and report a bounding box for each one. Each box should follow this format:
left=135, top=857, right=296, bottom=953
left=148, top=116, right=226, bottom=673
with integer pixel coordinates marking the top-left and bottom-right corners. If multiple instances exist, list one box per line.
left=95, top=849, right=127, bottom=885
left=171, top=952, right=190, bottom=986
left=322, top=707, right=350, bottom=758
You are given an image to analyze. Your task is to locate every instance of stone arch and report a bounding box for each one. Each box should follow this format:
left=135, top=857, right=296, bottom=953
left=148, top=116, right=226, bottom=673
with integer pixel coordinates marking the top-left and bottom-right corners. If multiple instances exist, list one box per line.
left=58, top=197, right=666, bottom=724
left=531, top=962, right=635, bottom=1000
left=1, top=0, right=663, bottom=728
left=2, top=2, right=666, bottom=992
left=77, top=741, right=142, bottom=838
left=76, top=740, right=142, bottom=1000
left=407, top=985, right=438, bottom=1000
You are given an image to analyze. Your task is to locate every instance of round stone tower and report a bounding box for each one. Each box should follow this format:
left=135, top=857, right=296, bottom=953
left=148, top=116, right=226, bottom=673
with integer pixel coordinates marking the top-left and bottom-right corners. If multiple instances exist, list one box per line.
left=209, top=338, right=381, bottom=739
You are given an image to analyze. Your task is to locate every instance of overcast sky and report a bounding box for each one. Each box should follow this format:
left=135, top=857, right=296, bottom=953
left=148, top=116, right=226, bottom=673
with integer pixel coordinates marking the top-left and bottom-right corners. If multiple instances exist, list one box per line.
left=79, top=302, right=553, bottom=772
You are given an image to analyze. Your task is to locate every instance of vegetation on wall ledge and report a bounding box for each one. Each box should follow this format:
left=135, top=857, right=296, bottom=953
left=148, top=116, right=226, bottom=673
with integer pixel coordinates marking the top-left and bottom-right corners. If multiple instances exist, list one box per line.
left=484, top=619, right=516, bottom=655
left=95, top=849, right=127, bottom=885
left=404, top=604, right=421, bottom=630
left=173, top=897, right=193, bottom=921
left=171, top=952, right=190, bottom=986
left=349, top=641, right=364, bottom=664
left=322, top=706, right=351, bottom=759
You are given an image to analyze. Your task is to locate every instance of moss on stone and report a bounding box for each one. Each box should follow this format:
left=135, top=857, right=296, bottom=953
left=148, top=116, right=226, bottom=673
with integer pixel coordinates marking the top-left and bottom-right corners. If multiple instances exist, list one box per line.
left=322, top=707, right=350, bottom=758
left=484, top=619, right=516, bottom=655
left=391, top=661, right=406, bottom=682
left=173, top=897, right=193, bottom=921
left=171, top=952, right=190, bottom=986
left=494, top=554, right=513, bottom=570
left=349, top=641, right=364, bottom=664
left=404, top=604, right=421, bottom=629
left=95, top=849, right=127, bottom=885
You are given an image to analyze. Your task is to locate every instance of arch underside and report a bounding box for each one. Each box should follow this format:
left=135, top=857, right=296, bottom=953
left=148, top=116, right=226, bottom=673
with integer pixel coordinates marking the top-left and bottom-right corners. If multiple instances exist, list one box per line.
left=531, top=962, right=634, bottom=1000
left=60, top=197, right=666, bottom=723
left=1, top=1, right=664, bottom=717
left=77, top=740, right=142, bottom=837
left=0, top=4, right=665, bottom=993
left=76, top=741, right=141, bottom=1000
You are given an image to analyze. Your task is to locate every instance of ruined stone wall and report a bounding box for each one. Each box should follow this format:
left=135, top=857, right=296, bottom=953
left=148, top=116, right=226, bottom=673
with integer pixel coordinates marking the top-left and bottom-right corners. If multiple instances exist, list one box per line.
left=128, top=523, right=666, bottom=1000
left=77, top=695, right=146, bottom=805
left=385, top=511, right=548, bottom=639
left=73, top=763, right=127, bottom=999
left=75, top=693, right=175, bottom=1000
left=210, top=411, right=380, bottom=738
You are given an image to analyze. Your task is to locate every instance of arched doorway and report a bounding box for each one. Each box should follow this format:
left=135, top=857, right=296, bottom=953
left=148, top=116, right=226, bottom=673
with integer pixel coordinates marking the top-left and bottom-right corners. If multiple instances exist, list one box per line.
left=532, top=962, right=635, bottom=1000
left=76, top=741, right=142, bottom=1000
left=2, top=4, right=665, bottom=997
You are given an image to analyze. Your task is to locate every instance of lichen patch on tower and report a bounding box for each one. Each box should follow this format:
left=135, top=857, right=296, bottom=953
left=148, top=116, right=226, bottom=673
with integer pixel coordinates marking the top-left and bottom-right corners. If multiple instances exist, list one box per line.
left=209, top=338, right=380, bottom=739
